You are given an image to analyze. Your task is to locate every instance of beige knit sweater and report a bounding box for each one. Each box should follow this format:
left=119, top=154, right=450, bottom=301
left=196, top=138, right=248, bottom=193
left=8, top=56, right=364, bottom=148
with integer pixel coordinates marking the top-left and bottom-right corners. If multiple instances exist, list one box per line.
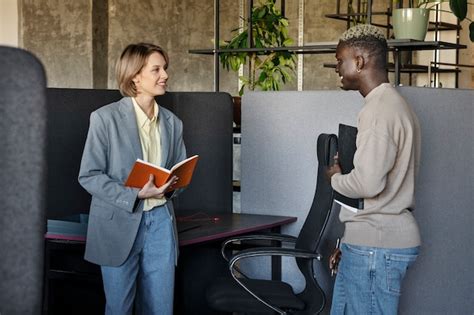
left=331, top=83, right=421, bottom=248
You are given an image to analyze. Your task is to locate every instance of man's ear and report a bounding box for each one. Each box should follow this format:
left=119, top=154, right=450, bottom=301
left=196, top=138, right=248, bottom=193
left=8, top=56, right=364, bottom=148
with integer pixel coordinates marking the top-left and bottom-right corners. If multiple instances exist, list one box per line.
left=355, top=55, right=365, bottom=72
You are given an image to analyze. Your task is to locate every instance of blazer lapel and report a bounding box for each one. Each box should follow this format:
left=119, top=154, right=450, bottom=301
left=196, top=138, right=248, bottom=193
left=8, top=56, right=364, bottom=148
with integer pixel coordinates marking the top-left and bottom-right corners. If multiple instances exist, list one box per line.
left=119, top=97, right=143, bottom=160
left=159, top=106, right=171, bottom=168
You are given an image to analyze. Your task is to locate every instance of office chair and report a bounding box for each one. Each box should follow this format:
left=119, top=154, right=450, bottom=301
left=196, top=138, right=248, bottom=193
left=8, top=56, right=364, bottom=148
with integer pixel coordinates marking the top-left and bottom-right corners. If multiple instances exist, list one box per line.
left=0, top=46, right=47, bottom=314
left=206, top=133, right=337, bottom=314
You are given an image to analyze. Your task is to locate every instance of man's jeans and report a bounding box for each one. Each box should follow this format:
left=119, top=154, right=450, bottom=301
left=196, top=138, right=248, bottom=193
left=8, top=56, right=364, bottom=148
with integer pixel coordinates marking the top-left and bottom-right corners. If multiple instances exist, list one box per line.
left=330, top=243, right=419, bottom=315
left=101, top=206, right=176, bottom=315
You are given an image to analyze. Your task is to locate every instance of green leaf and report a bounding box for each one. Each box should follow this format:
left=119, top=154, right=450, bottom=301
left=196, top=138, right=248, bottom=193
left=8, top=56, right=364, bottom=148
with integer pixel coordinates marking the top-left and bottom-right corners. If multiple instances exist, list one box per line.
left=282, top=38, right=293, bottom=46
left=218, top=0, right=297, bottom=94
left=449, top=0, right=467, bottom=20
left=238, top=85, right=245, bottom=96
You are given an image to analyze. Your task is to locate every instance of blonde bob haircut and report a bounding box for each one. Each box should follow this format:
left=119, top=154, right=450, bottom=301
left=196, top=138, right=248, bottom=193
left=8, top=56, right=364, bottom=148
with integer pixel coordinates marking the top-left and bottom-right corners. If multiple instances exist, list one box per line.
left=115, top=43, right=169, bottom=97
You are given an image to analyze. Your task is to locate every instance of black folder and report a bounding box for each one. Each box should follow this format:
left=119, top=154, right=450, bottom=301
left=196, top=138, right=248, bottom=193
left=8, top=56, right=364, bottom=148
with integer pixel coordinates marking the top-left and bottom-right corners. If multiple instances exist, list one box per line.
left=335, top=124, right=364, bottom=210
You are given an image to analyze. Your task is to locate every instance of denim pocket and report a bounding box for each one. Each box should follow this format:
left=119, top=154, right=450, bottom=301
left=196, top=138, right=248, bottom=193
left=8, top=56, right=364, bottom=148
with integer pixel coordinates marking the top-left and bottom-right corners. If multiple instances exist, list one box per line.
left=344, top=243, right=373, bottom=256
left=384, top=252, right=418, bottom=295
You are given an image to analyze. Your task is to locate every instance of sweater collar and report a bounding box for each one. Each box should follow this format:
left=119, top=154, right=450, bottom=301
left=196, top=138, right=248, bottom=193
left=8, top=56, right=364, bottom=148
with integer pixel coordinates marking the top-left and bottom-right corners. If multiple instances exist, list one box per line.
left=364, top=83, right=392, bottom=102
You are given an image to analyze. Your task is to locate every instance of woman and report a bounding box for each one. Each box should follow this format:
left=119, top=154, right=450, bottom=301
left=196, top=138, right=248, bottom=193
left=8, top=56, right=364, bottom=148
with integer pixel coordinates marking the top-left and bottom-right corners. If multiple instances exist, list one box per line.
left=78, top=43, right=186, bottom=314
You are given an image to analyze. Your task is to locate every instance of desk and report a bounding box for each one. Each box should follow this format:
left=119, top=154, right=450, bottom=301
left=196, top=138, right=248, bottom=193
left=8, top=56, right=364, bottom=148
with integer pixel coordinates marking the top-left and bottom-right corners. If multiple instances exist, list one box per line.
left=178, top=213, right=296, bottom=246
left=43, top=213, right=296, bottom=315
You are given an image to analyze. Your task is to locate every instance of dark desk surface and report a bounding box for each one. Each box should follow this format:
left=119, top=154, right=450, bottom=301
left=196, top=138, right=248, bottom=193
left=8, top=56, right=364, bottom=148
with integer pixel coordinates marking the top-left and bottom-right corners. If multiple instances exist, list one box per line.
left=45, top=213, right=297, bottom=246
left=177, top=213, right=297, bottom=246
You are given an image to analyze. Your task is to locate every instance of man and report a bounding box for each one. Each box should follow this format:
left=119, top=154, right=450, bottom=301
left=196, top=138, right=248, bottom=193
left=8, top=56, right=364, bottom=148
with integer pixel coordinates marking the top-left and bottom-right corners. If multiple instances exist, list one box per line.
left=326, top=24, right=421, bottom=315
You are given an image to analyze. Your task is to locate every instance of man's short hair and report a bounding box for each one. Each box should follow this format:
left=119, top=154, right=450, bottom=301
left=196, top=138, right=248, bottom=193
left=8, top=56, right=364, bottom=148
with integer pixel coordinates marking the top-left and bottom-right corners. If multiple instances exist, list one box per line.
left=339, top=24, right=388, bottom=67
left=115, top=43, right=169, bottom=97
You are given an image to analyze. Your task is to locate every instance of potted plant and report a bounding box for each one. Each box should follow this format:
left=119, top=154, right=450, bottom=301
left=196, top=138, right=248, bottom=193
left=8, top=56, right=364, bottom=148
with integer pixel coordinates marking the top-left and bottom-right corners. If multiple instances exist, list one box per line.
left=392, top=1, right=433, bottom=40
left=219, top=0, right=297, bottom=96
left=392, top=0, right=473, bottom=41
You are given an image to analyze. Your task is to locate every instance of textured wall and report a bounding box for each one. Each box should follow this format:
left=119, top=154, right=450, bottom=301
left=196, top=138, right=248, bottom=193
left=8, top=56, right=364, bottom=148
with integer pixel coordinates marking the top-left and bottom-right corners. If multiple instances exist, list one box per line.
left=18, top=0, right=472, bottom=92
left=303, top=0, right=346, bottom=90
left=108, top=0, right=214, bottom=92
left=21, top=0, right=93, bottom=88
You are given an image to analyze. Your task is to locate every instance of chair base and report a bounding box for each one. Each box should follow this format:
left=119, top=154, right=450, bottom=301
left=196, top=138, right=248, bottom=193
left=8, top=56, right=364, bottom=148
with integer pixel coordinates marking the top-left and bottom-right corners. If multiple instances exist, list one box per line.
left=206, top=277, right=304, bottom=313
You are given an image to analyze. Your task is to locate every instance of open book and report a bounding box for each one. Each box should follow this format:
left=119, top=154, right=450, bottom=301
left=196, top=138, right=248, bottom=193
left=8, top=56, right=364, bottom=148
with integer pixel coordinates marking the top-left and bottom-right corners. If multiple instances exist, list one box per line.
left=125, top=155, right=199, bottom=190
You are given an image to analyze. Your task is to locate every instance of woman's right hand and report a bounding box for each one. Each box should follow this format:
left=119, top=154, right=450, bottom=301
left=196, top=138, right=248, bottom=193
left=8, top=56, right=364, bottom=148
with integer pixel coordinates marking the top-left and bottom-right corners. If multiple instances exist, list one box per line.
left=138, top=174, right=178, bottom=199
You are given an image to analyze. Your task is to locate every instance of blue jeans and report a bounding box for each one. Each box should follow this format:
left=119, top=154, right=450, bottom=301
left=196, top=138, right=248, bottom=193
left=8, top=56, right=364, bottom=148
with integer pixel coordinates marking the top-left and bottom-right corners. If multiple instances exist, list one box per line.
left=330, top=243, right=419, bottom=315
left=101, top=206, right=176, bottom=315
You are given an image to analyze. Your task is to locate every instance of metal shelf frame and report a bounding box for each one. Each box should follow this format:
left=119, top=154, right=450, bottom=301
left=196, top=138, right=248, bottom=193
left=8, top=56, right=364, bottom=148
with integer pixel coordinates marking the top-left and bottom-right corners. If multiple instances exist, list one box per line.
left=191, top=0, right=467, bottom=89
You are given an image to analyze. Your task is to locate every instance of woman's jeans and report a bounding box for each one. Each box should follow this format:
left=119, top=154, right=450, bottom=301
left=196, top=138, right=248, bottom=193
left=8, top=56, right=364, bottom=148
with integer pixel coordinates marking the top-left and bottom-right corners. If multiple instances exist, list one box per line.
left=330, top=243, right=419, bottom=315
left=101, top=206, right=176, bottom=315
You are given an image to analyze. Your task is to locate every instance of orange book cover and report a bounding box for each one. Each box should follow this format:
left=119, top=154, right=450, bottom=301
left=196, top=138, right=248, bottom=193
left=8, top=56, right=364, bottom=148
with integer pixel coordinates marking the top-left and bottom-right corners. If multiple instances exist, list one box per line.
left=125, top=155, right=199, bottom=190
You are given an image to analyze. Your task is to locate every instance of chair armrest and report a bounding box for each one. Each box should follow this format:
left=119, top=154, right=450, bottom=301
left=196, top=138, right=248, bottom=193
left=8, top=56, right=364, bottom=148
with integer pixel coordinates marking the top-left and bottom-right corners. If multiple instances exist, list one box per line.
left=221, top=233, right=297, bottom=261
left=227, top=247, right=322, bottom=315
left=229, top=247, right=322, bottom=266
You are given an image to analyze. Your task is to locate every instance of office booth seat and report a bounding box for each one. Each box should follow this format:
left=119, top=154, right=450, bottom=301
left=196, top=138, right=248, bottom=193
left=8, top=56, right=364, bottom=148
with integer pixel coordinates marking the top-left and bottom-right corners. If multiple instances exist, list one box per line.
left=206, top=134, right=337, bottom=314
left=0, top=46, right=47, bottom=314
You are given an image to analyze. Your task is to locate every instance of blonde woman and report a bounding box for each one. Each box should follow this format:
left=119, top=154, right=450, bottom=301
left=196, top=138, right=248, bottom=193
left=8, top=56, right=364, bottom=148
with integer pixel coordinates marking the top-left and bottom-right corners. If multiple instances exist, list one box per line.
left=79, top=43, right=186, bottom=314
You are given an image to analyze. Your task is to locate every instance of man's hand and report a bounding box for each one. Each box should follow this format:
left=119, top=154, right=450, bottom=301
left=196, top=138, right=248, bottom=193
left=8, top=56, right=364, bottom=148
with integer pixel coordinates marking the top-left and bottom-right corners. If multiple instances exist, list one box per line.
left=138, top=174, right=178, bottom=199
left=326, top=154, right=341, bottom=182
left=329, top=247, right=342, bottom=276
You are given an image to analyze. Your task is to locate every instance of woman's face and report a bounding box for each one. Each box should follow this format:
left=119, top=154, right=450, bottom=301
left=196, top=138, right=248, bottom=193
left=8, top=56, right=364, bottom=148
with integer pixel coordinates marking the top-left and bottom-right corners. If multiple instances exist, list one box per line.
left=134, top=52, right=168, bottom=97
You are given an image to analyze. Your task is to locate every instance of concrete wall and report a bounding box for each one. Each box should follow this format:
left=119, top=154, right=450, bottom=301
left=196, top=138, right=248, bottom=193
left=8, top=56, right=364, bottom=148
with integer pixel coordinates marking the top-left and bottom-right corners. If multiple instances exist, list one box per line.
left=15, top=1, right=474, bottom=92
left=20, top=0, right=93, bottom=88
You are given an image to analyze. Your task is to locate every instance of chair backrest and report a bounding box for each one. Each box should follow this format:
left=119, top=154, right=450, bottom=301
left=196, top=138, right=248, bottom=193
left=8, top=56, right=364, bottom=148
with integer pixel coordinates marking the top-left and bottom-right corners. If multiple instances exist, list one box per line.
left=0, top=46, right=47, bottom=314
left=294, top=133, right=337, bottom=314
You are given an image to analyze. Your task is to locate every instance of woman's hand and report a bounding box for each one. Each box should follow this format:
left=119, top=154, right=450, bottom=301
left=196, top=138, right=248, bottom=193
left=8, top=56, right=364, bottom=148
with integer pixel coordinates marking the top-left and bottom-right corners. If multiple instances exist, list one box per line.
left=138, top=174, right=178, bottom=199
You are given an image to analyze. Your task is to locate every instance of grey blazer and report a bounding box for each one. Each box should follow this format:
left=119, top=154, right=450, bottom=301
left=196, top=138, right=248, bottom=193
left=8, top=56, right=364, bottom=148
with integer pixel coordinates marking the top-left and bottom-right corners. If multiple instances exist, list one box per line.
left=78, top=97, right=186, bottom=267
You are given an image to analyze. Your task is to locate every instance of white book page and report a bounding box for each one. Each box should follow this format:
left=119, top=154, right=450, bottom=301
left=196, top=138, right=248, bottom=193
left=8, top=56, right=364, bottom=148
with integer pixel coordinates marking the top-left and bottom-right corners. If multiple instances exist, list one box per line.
left=170, top=155, right=199, bottom=172
left=335, top=199, right=359, bottom=214
left=136, top=159, right=170, bottom=174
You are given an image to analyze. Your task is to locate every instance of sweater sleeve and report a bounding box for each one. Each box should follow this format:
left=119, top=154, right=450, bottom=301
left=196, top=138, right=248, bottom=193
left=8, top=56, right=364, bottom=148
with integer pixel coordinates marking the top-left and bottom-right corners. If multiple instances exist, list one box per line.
left=331, top=119, right=397, bottom=199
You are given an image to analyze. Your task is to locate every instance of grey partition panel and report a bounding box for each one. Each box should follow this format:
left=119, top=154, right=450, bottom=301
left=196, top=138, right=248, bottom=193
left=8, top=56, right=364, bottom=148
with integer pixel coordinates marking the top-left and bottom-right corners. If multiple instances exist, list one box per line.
left=397, top=87, right=474, bottom=315
left=46, top=90, right=233, bottom=218
left=0, top=47, right=47, bottom=314
left=241, top=88, right=473, bottom=314
left=240, top=91, right=361, bottom=295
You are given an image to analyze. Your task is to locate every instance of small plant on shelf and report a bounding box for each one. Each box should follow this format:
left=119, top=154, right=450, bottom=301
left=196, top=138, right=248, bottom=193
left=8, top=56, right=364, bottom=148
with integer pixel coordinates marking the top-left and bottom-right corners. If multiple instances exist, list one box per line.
left=393, top=0, right=473, bottom=41
left=219, top=0, right=297, bottom=95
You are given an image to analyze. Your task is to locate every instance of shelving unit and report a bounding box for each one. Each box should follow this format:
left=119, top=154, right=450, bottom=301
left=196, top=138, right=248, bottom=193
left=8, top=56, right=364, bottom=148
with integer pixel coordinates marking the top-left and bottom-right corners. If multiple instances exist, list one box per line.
left=189, top=0, right=467, bottom=88
left=190, top=40, right=465, bottom=85
left=324, top=0, right=467, bottom=87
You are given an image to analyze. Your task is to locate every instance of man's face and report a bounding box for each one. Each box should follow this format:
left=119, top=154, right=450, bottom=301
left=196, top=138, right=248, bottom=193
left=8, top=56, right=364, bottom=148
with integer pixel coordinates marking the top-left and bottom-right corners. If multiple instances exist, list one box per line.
left=335, top=43, right=359, bottom=91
